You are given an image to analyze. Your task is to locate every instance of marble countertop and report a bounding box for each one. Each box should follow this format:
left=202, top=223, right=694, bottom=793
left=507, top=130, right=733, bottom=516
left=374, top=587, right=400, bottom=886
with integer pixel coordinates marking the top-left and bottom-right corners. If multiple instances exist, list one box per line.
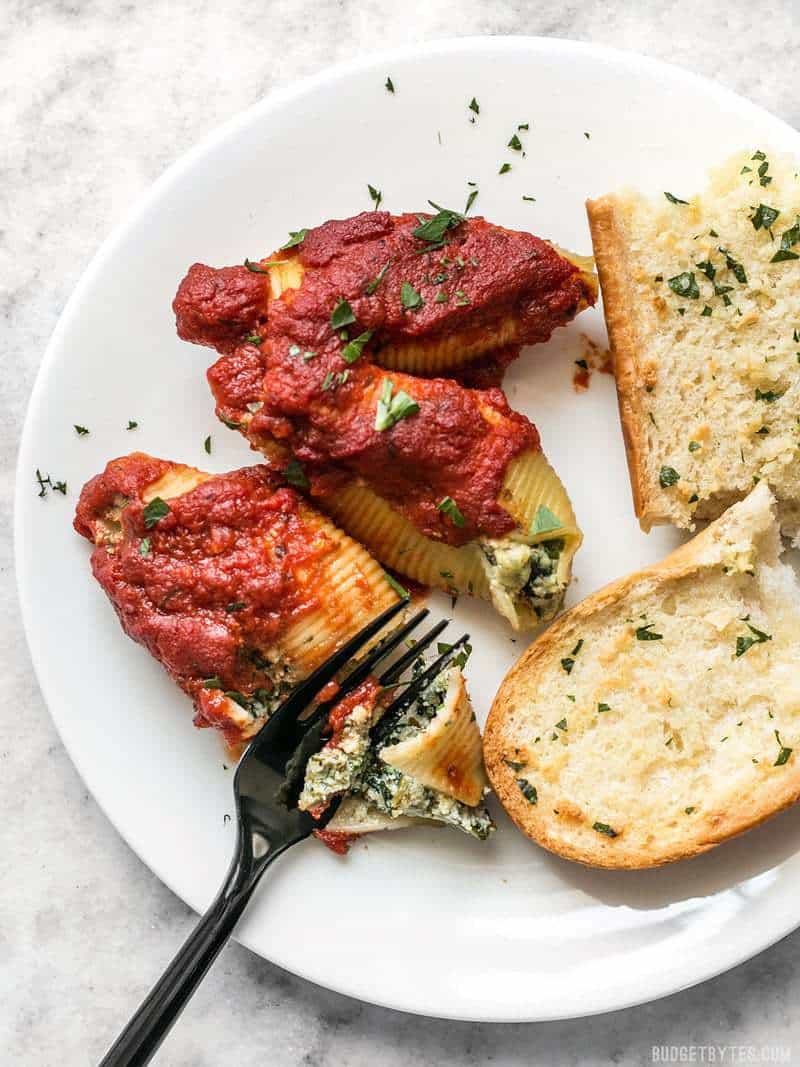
left=4, top=2, right=800, bottom=1063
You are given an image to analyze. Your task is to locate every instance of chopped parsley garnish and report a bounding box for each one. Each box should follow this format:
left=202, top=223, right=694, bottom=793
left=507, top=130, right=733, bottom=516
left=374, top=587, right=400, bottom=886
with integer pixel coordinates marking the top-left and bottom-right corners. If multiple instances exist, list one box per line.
left=719, top=247, right=748, bottom=284
left=635, top=622, right=663, bottom=641
left=750, top=203, right=780, bottom=231
left=771, top=249, right=800, bottom=263
left=755, top=388, right=784, bottom=403
left=516, top=779, right=538, bottom=804
left=245, top=333, right=262, bottom=345
left=522, top=195, right=536, bottom=202
left=583, top=131, right=590, bottom=140
left=774, top=730, right=793, bottom=766
left=139, top=538, right=151, bottom=558
left=374, top=378, right=419, bottom=432
left=465, top=187, right=479, bottom=214
left=225, top=602, right=246, bottom=613
left=383, top=571, right=409, bottom=599
left=437, top=639, right=472, bottom=669
left=685, top=806, right=695, bottom=815
left=385, top=76, right=395, bottom=94
left=244, top=258, right=270, bottom=273
left=775, top=217, right=800, bottom=258
left=280, top=229, right=309, bottom=250
left=508, top=133, right=523, bottom=151
left=330, top=298, right=356, bottom=330
left=498, top=163, right=512, bottom=175
left=530, top=504, right=562, bottom=536
left=365, top=261, right=391, bottom=295
left=735, top=622, right=772, bottom=657
left=555, top=718, right=568, bottom=731
left=468, top=96, right=479, bottom=116
left=659, top=465, right=680, bottom=488
left=284, top=457, right=309, bottom=489
left=575, top=359, right=588, bottom=369
left=696, top=259, right=716, bottom=281
left=341, top=329, right=373, bottom=364
left=143, top=497, right=170, bottom=529
left=202, top=676, right=223, bottom=689
left=204, top=435, right=212, bottom=454
left=503, top=757, right=525, bottom=772
left=74, top=424, right=89, bottom=436
left=593, top=822, right=618, bottom=838
left=688, top=440, right=701, bottom=452
left=367, top=184, right=382, bottom=210
left=412, top=202, right=465, bottom=245
left=400, top=281, right=423, bottom=309
left=437, top=496, right=465, bottom=527
left=220, top=415, right=241, bottom=429
left=597, top=703, right=610, bottom=713
left=701, top=305, right=712, bottom=316
left=667, top=272, right=699, bottom=299
left=560, top=640, right=583, bottom=674
left=321, top=371, right=335, bottom=391
left=664, top=192, right=689, bottom=205
left=439, top=570, right=454, bottom=579
left=126, top=420, right=138, bottom=430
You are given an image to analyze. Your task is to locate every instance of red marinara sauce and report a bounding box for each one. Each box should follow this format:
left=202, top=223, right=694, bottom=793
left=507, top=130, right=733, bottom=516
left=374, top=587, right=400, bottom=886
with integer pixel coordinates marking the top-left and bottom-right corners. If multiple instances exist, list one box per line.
left=312, top=829, right=360, bottom=855
left=173, top=211, right=595, bottom=546
left=74, top=454, right=341, bottom=745
left=323, top=677, right=380, bottom=748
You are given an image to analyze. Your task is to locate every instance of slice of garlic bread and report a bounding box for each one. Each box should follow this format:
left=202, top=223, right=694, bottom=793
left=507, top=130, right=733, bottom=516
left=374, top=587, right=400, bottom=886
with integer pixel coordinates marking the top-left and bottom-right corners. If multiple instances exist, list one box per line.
left=484, top=483, right=800, bottom=868
left=587, top=150, right=800, bottom=536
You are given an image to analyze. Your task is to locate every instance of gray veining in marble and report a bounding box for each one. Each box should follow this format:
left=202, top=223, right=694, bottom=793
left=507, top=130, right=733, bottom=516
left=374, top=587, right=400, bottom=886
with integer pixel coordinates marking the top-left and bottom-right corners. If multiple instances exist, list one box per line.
left=3, top=1, right=800, bottom=1063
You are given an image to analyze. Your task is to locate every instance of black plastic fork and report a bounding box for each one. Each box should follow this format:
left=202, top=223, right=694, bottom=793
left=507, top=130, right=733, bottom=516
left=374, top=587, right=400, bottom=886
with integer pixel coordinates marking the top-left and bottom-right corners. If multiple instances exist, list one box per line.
left=99, top=599, right=469, bottom=1067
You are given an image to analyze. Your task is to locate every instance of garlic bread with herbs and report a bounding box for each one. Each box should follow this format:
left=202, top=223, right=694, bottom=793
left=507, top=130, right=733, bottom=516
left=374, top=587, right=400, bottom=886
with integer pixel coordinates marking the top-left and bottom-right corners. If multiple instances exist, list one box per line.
left=587, top=150, right=800, bottom=536
left=484, top=483, right=800, bottom=868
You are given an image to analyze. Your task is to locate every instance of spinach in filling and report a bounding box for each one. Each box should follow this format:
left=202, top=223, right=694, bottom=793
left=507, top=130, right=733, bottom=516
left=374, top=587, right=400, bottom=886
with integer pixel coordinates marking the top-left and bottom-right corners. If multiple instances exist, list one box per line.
left=480, top=537, right=565, bottom=620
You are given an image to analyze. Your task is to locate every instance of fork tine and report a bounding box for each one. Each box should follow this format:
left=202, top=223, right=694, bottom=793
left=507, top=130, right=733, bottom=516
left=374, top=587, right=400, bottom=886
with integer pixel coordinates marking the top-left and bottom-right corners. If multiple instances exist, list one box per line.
left=378, top=618, right=449, bottom=685
left=247, top=597, right=408, bottom=750
left=322, top=607, right=431, bottom=696
left=278, top=609, right=434, bottom=750
left=370, top=633, right=470, bottom=747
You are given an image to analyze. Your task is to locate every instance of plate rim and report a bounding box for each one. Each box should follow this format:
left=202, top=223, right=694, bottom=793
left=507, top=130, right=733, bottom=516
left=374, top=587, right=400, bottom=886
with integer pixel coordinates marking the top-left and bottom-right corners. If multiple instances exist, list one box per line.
left=15, top=34, right=800, bottom=1022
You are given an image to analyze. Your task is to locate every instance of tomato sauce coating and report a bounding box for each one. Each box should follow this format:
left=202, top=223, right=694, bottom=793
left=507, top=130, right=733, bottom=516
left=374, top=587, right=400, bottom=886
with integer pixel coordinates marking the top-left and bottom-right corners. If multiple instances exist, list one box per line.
left=74, top=455, right=342, bottom=740
left=174, top=212, right=594, bottom=546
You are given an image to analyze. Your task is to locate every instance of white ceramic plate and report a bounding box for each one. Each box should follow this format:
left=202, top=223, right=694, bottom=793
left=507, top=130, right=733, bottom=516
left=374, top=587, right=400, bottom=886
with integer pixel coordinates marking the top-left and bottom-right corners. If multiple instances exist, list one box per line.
left=16, top=37, right=800, bottom=1022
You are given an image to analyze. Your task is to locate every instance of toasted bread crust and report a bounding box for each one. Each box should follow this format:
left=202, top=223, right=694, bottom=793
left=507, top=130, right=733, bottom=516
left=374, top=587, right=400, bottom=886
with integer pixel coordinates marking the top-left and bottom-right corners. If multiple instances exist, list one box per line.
left=586, top=196, right=657, bottom=532
left=483, top=489, right=800, bottom=868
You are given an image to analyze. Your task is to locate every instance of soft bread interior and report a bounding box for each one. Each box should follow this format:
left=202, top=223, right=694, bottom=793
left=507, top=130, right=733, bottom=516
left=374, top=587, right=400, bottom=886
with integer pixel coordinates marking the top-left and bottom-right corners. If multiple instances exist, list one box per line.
left=588, top=150, right=800, bottom=536
left=484, top=483, right=800, bottom=868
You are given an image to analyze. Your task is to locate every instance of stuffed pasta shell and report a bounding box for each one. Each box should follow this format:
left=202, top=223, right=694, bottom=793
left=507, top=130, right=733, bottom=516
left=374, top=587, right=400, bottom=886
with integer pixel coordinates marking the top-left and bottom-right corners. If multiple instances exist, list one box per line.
left=173, top=208, right=593, bottom=628
left=73, top=453, right=401, bottom=749
left=300, top=664, right=494, bottom=854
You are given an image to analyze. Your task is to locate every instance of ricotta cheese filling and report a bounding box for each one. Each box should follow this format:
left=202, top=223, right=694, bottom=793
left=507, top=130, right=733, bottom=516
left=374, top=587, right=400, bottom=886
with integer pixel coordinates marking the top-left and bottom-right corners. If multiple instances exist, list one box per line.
left=298, top=701, right=375, bottom=811
left=479, top=536, right=565, bottom=622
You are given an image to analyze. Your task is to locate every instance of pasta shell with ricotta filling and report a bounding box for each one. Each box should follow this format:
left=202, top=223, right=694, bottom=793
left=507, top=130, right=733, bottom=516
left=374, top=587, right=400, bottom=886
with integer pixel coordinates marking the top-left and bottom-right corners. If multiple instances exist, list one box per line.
left=380, top=667, right=488, bottom=806
left=323, top=448, right=581, bottom=629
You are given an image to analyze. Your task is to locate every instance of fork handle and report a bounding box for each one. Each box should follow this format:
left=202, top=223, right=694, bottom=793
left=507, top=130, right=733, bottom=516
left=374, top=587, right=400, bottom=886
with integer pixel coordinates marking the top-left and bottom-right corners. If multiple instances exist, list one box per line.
left=98, top=849, right=275, bottom=1067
